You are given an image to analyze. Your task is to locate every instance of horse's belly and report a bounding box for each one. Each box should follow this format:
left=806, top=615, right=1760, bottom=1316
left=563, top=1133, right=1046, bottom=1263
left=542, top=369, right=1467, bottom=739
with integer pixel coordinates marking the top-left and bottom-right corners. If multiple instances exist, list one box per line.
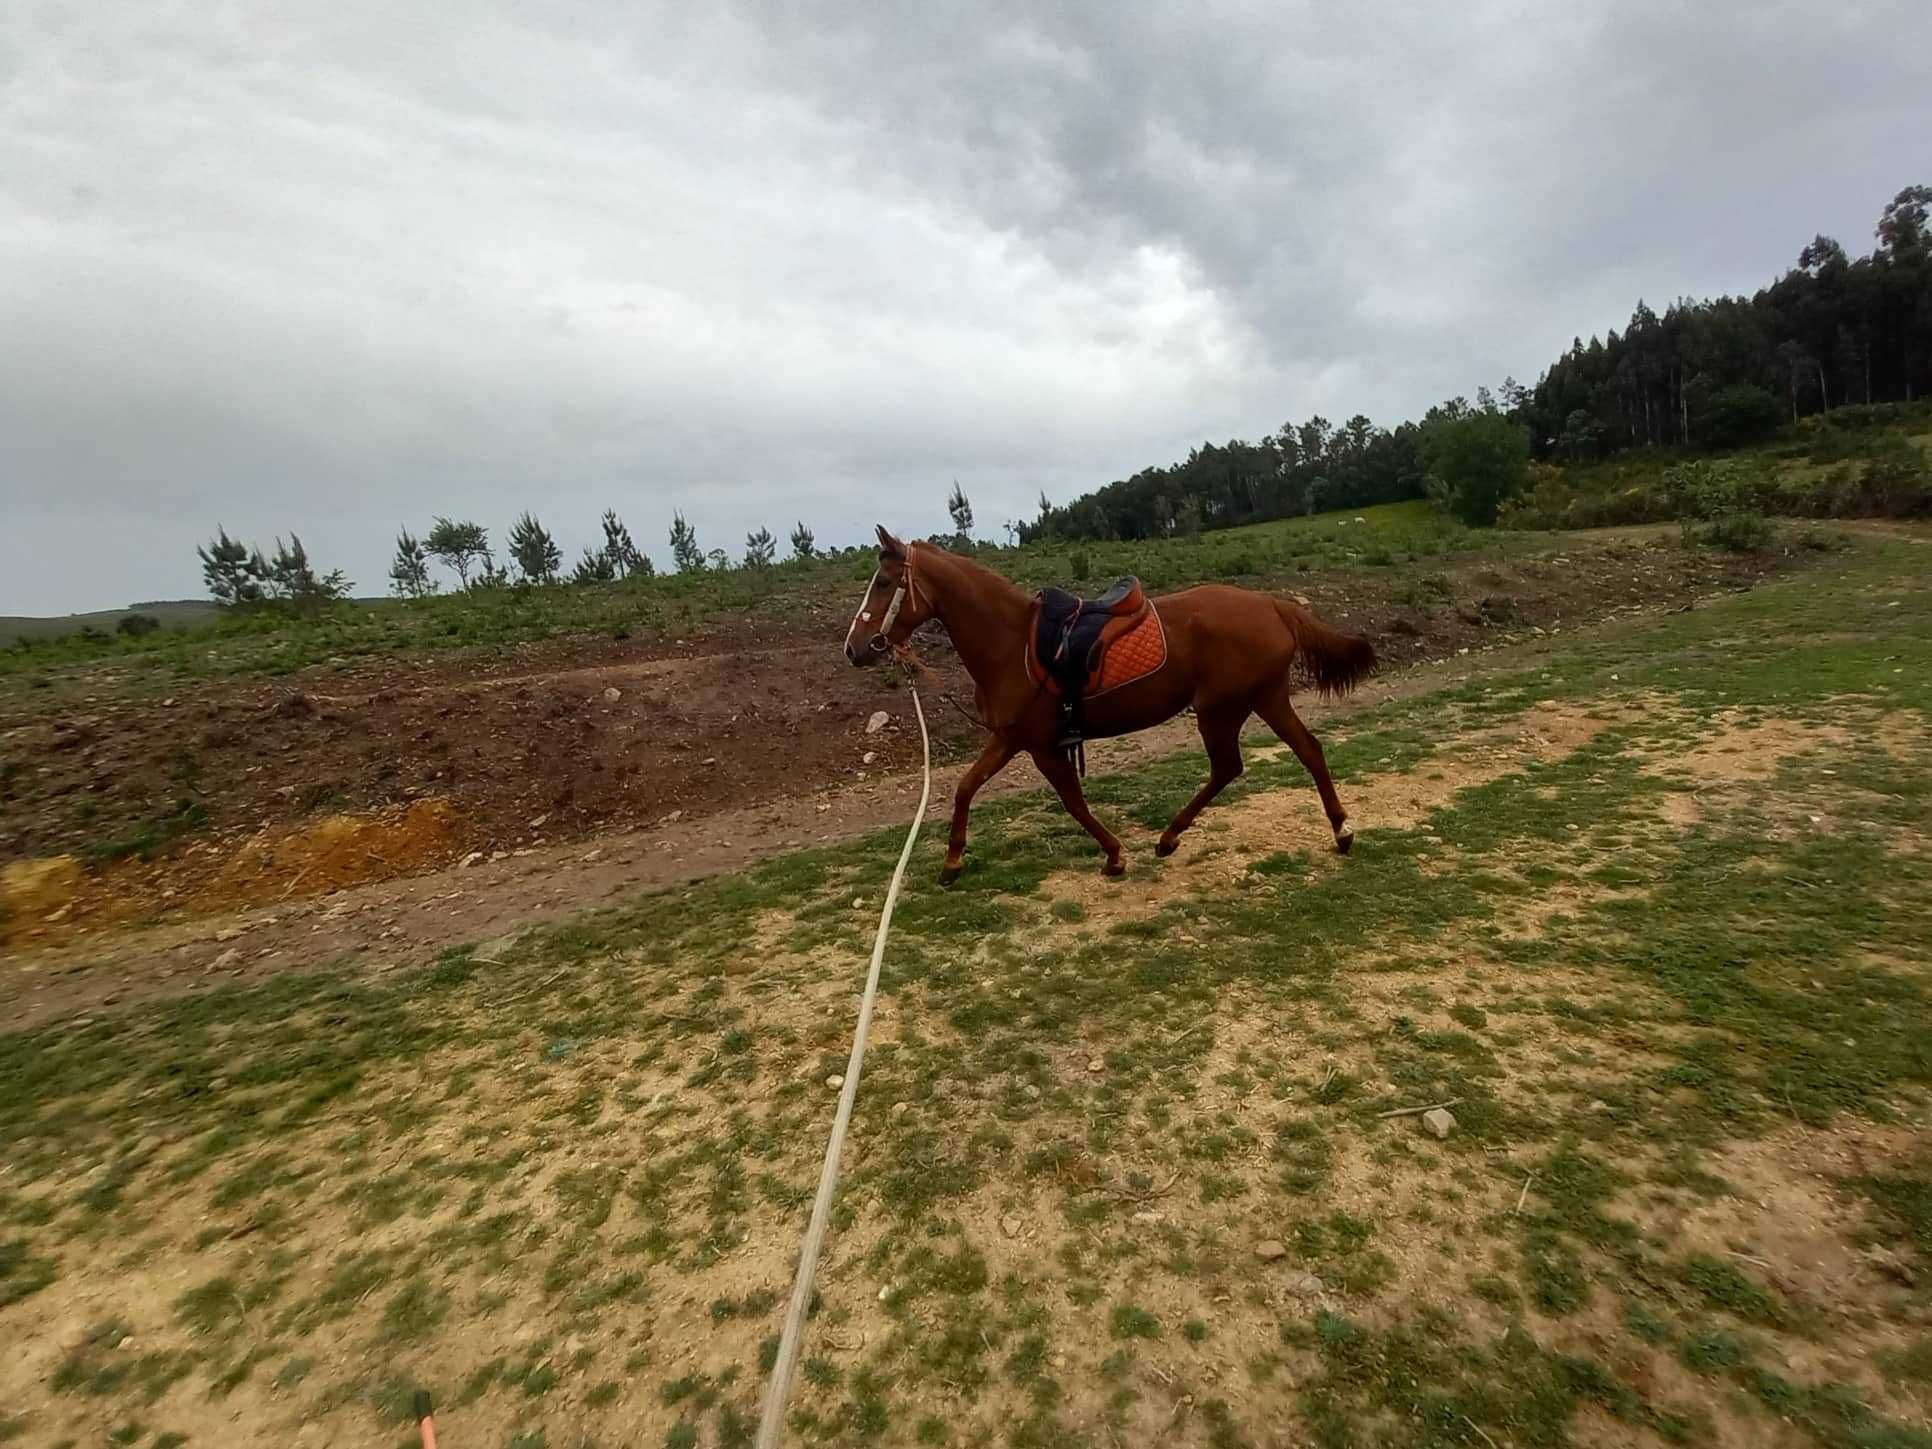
left=1079, top=670, right=1193, bottom=738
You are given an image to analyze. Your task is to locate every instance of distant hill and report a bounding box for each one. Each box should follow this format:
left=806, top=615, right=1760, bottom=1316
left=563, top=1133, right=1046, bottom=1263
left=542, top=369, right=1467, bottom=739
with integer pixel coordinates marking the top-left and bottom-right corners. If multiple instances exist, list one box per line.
left=0, top=599, right=222, bottom=645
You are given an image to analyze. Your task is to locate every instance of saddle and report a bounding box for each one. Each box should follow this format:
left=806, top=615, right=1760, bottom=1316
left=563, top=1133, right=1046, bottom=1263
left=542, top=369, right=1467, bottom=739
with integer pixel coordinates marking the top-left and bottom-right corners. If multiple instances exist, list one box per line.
left=1026, top=577, right=1166, bottom=769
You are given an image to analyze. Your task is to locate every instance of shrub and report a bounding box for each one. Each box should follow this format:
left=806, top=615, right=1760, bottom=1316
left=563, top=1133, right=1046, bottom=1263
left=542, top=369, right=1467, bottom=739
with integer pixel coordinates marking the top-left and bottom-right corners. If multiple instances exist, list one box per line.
left=116, top=614, right=161, bottom=638
left=1429, top=414, right=1531, bottom=526
left=1683, top=509, right=1773, bottom=553
left=1661, top=459, right=1760, bottom=519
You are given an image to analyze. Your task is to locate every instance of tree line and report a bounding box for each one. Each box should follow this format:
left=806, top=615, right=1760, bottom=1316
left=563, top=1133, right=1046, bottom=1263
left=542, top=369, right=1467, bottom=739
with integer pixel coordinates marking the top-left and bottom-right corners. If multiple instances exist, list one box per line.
left=1526, top=185, right=1931, bottom=459
left=1027, top=182, right=1929, bottom=542
left=199, top=483, right=987, bottom=605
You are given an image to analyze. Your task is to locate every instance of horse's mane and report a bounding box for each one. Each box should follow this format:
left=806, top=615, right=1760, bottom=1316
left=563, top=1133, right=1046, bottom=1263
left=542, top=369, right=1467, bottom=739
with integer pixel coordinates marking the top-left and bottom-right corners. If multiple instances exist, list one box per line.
left=914, top=541, right=1028, bottom=605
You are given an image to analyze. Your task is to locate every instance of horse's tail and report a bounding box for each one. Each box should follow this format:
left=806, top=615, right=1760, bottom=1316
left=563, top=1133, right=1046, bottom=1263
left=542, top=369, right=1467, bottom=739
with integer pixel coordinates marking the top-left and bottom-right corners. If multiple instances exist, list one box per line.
left=1275, top=598, right=1377, bottom=699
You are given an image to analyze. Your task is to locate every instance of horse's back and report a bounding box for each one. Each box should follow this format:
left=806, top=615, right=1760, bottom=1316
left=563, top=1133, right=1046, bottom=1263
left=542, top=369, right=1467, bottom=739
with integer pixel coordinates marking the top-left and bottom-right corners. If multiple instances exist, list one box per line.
left=1152, top=583, right=1291, bottom=639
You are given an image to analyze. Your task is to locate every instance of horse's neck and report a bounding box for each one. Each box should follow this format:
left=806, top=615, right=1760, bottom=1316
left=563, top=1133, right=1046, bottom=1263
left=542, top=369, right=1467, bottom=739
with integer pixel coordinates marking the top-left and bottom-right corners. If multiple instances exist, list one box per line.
left=923, top=550, right=1029, bottom=696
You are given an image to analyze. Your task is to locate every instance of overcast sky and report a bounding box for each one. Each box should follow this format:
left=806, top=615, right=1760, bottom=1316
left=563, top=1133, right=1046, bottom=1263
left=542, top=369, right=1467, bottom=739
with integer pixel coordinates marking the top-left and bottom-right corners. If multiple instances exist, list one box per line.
left=3, top=1, right=1927, bottom=613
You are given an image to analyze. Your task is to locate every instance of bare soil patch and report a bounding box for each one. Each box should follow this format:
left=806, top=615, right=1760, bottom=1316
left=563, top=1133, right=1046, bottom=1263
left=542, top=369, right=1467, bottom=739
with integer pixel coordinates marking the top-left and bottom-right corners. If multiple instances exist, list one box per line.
left=2, top=534, right=1786, bottom=954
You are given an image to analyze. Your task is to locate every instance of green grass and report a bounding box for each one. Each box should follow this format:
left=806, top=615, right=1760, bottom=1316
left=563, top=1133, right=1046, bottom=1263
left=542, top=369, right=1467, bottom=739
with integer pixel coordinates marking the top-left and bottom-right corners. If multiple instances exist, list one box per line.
left=1502, top=401, right=1932, bottom=531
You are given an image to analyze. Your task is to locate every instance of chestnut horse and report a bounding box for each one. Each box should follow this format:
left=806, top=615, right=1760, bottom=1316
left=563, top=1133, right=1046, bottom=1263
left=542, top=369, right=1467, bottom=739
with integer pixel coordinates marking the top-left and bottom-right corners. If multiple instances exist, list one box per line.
left=844, top=527, right=1376, bottom=882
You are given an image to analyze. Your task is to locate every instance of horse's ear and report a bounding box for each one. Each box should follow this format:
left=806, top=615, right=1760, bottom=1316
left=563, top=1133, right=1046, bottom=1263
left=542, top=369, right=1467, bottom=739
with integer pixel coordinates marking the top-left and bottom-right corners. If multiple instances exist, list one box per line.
left=875, top=525, right=905, bottom=559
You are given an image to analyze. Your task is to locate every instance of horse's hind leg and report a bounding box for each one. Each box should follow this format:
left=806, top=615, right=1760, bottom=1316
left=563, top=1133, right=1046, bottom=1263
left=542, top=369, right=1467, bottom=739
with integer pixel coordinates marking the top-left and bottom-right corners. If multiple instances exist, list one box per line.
left=1257, top=683, right=1352, bottom=853
left=1030, top=747, right=1126, bottom=877
left=1156, top=709, right=1246, bottom=857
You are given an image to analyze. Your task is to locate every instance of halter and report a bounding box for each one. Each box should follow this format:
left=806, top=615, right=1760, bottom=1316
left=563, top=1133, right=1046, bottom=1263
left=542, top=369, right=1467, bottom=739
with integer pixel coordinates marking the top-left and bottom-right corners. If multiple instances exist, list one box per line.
left=868, top=545, right=924, bottom=654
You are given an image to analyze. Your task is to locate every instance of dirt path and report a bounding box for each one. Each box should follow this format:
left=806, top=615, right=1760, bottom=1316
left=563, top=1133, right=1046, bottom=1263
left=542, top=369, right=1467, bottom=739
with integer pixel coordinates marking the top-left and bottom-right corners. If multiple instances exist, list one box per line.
left=3, top=582, right=1730, bottom=1033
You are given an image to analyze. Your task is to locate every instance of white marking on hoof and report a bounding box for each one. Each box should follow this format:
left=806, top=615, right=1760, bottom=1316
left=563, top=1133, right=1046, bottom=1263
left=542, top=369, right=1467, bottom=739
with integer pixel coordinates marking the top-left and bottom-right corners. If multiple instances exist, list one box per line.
left=1336, top=822, right=1354, bottom=842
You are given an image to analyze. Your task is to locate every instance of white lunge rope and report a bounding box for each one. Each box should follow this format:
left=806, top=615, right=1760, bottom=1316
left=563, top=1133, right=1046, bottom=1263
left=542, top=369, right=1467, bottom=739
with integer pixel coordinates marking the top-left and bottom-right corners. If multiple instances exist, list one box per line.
left=755, top=688, right=931, bottom=1449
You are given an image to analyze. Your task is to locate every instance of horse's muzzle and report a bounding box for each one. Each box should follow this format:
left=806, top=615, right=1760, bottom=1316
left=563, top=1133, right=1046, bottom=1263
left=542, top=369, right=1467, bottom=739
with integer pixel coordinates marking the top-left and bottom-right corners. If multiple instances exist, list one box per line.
left=845, top=634, right=888, bottom=667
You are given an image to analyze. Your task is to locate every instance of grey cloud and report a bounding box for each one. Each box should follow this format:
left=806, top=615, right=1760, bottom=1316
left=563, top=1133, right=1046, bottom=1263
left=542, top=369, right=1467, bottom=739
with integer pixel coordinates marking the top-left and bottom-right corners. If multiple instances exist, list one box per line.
left=3, top=0, right=1927, bottom=610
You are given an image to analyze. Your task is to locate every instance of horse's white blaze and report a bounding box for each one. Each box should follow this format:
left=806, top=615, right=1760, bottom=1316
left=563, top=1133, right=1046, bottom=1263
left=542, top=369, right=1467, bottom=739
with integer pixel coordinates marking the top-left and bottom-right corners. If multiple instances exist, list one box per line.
left=845, top=569, right=881, bottom=653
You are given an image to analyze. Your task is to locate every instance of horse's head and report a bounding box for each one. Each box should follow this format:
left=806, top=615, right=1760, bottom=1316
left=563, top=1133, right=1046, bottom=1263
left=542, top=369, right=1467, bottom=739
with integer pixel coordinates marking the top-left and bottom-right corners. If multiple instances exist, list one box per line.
left=843, top=526, right=933, bottom=666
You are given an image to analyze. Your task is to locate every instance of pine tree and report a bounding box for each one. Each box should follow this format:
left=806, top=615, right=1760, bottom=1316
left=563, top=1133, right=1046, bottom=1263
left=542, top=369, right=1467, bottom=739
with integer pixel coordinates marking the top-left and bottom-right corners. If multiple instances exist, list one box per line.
left=266, top=535, right=314, bottom=599
left=508, top=512, right=561, bottom=584
left=669, top=512, right=704, bottom=573
left=601, top=510, right=646, bottom=576
left=197, top=528, right=262, bottom=606
left=570, top=545, right=617, bottom=585
left=788, top=521, right=815, bottom=560
left=426, top=518, right=491, bottom=589
left=744, top=527, right=776, bottom=569
left=947, top=481, right=974, bottom=544
left=389, top=530, right=434, bottom=598
left=265, top=534, right=351, bottom=606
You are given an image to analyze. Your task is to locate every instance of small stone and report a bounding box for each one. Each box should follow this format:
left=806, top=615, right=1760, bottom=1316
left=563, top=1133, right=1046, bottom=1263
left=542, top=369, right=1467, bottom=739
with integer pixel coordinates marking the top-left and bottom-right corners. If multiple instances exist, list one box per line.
left=865, top=710, right=890, bottom=735
left=211, top=948, right=242, bottom=969
left=1022, top=1084, right=1041, bottom=1099
left=1131, top=1210, right=1163, bottom=1226
left=1254, top=1240, right=1288, bottom=1262
left=1087, top=1057, right=1105, bottom=1073
left=602, top=686, right=621, bottom=703
left=890, top=1102, right=910, bottom=1117
left=459, top=850, right=483, bottom=868
left=580, top=849, right=602, bottom=863
left=1284, top=1270, right=1324, bottom=1298
left=529, top=813, right=550, bottom=829
left=489, top=850, right=507, bottom=863
left=1421, top=1107, right=1456, bottom=1140
left=826, top=1075, right=844, bottom=1090
left=1870, top=1248, right=1916, bottom=1287
left=1000, top=1214, right=1024, bottom=1238
left=862, top=751, right=877, bottom=765
left=853, top=896, right=867, bottom=910
left=117, top=1336, right=136, bottom=1350
left=214, top=927, right=242, bottom=943
left=878, top=1285, right=896, bottom=1304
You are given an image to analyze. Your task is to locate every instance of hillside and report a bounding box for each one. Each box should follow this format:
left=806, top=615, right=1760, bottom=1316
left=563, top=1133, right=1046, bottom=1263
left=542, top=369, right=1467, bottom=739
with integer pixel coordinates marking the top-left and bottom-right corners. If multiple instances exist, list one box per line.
left=0, top=600, right=221, bottom=647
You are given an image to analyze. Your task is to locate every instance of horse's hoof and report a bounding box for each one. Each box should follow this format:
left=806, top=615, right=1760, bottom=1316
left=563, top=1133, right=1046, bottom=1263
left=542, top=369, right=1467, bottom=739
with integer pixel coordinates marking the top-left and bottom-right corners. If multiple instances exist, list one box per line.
left=1101, top=858, right=1126, bottom=878
left=939, top=863, right=962, bottom=886
left=1334, top=822, right=1354, bottom=855
left=1155, top=837, right=1178, bottom=858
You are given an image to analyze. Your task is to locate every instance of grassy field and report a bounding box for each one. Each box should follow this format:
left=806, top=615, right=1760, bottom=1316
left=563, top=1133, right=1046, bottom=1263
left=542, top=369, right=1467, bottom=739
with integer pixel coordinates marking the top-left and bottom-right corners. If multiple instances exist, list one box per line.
left=1503, top=403, right=1932, bottom=533
left=0, top=601, right=221, bottom=649
left=2, top=531, right=1929, bottom=1447
left=2, top=502, right=1527, bottom=684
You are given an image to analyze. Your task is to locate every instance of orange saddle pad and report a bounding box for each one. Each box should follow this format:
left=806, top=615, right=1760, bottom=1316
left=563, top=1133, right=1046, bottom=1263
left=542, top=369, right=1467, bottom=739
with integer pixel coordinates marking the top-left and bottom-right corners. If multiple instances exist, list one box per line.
left=1091, top=606, right=1168, bottom=695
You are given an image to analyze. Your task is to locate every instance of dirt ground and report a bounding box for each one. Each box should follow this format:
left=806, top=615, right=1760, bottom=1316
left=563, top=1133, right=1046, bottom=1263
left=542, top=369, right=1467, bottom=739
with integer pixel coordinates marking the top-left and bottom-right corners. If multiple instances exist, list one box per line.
left=2, top=531, right=1790, bottom=1022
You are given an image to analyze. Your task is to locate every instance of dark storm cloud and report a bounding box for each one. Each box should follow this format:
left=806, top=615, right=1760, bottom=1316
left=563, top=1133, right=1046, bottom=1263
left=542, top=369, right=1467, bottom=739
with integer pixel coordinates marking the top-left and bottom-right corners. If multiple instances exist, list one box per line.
left=2, top=0, right=1926, bottom=611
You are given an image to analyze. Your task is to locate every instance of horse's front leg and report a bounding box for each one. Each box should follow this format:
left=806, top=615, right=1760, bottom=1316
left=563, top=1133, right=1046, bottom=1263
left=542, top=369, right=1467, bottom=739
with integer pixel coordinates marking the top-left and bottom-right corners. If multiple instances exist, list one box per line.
left=942, top=736, right=1018, bottom=883
left=1030, top=748, right=1125, bottom=877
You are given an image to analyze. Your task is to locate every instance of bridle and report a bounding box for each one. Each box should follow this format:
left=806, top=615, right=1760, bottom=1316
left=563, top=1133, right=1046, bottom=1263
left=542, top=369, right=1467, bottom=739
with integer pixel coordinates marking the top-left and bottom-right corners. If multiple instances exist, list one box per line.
left=861, top=545, right=926, bottom=655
